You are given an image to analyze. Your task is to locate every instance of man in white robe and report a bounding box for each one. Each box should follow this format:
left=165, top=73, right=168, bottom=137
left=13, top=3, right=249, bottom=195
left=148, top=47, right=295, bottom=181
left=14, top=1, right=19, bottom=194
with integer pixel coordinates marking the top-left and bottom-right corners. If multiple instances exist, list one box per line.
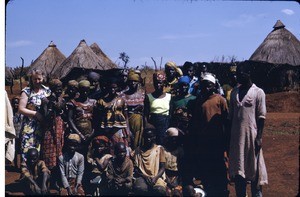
left=228, top=64, right=268, bottom=197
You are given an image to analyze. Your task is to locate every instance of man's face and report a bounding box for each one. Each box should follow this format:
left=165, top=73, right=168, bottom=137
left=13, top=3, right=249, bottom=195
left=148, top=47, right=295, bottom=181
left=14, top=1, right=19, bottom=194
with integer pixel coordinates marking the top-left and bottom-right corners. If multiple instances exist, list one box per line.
left=236, top=66, right=251, bottom=85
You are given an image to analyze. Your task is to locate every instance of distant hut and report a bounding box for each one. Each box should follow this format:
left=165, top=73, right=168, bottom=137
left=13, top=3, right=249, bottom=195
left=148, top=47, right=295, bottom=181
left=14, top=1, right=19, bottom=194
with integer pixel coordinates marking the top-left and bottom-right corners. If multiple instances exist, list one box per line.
left=250, top=20, right=300, bottom=66
left=53, top=39, right=117, bottom=80
left=249, top=20, right=300, bottom=92
left=28, top=41, right=66, bottom=81
left=90, top=42, right=117, bottom=69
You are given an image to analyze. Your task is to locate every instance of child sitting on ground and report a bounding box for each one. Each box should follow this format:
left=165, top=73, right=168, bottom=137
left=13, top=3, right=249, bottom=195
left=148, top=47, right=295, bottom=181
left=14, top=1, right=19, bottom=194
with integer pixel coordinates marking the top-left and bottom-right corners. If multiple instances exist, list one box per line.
left=85, top=135, right=113, bottom=195
left=20, top=148, right=50, bottom=195
left=103, top=142, right=134, bottom=196
left=58, top=134, right=85, bottom=196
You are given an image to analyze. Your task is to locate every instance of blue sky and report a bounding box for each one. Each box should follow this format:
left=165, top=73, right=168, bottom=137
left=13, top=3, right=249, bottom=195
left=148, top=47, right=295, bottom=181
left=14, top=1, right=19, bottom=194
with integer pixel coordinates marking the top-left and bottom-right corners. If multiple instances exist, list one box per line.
left=5, top=0, right=300, bottom=68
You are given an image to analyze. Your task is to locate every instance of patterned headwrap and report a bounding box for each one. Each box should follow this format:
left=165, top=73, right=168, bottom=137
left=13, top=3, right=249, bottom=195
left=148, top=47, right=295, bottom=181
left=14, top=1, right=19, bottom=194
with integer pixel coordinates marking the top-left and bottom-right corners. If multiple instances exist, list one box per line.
left=153, top=71, right=166, bottom=83
left=128, top=70, right=140, bottom=82
left=78, top=80, right=91, bottom=88
left=165, top=61, right=183, bottom=76
left=68, top=134, right=81, bottom=143
left=92, top=135, right=110, bottom=145
left=68, top=80, right=78, bottom=88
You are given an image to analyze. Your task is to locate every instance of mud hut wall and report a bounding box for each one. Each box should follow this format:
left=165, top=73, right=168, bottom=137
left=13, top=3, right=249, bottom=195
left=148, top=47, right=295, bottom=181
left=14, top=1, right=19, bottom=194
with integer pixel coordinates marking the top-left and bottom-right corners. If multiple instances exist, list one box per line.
left=192, top=61, right=299, bottom=93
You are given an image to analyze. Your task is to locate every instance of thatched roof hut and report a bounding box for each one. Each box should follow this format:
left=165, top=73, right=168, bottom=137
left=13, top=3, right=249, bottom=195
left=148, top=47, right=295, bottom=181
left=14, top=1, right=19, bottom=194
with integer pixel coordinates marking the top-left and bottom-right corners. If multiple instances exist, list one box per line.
left=249, top=20, right=300, bottom=66
left=90, top=42, right=117, bottom=69
left=53, top=40, right=116, bottom=79
left=27, top=41, right=66, bottom=79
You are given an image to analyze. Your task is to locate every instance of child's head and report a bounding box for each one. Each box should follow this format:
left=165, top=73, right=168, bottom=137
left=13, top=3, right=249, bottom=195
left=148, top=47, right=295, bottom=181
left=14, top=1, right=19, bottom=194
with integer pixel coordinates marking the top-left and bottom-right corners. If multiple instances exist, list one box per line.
left=66, top=134, right=81, bottom=153
left=49, top=79, right=63, bottom=97
left=165, top=127, right=180, bottom=150
left=65, top=80, right=78, bottom=99
left=143, top=125, right=157, bottom=148
left=26, top=148, right=39, bottom=166
left=91, top=135, right=110, bottom=156
left=114, top=142, right=127, bottom=162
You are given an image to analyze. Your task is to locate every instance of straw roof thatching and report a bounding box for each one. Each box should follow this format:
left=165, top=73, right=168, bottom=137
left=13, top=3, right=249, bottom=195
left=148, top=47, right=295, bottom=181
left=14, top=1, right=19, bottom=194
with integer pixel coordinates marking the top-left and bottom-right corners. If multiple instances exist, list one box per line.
left=27, top=41, right=66, bottom=78
left=90, top=42, right=117, bottom=69
left=53, top=40, right=116, bottom=79
left=249, top=20, right=300, bottom=66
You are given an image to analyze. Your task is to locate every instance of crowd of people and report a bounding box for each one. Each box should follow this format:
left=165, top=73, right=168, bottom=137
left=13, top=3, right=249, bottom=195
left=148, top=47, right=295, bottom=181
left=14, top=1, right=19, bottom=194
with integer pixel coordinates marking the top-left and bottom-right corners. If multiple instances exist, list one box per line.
left=5, top=61, right=268, bottom=196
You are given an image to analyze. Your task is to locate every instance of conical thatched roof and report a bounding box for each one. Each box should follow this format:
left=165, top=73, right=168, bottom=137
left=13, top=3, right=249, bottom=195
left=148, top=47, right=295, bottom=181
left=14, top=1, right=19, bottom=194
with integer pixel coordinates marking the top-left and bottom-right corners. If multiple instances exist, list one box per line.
left=90, top=42, right=117, bottom=69
left=249, top=20, right=300, bottom=66
left=28, top=41, right=66, bottom=78
left=53, top=40, right=116, bottom=79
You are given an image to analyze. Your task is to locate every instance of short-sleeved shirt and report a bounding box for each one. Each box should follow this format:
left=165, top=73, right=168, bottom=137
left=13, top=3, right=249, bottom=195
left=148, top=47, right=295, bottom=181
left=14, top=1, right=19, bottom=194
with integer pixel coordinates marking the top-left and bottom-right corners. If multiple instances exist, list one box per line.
left=133, top=144, right=166, bottom=178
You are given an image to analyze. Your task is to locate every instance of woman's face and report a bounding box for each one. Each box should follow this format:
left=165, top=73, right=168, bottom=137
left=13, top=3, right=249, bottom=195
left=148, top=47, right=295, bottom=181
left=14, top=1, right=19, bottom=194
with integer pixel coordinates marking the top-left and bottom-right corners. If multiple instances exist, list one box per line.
left=165, top=67, right=176, bottom=79
left=79, top=86, right=90, bottom=98
left=128, top=80, right=139, bottom=90
left=154, top=80, right=164, bottom=91
left=31, top=74, right=43, bottom=88
left=108, top=83, right=118, bottom=95
left=94, top=142, right=108, bottom=155
left=53, top=85, right=63, bottom=97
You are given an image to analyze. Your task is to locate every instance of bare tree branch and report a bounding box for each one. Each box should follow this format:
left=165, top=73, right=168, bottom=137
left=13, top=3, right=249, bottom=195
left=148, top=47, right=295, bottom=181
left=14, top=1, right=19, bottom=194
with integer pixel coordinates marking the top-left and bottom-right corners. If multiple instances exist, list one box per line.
left=151, top=57, right=157, bottom=71
left=20, top=57, right=24, bottom=90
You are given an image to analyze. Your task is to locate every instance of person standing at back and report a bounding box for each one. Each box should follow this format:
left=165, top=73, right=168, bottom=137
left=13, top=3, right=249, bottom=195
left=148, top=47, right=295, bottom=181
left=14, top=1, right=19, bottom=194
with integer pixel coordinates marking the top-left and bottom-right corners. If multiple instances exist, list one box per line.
left=144, top=72, right=171, bottom=145
left=18, top=69, right=51, bottom=162
left=228, top=63, right=268, bottom=197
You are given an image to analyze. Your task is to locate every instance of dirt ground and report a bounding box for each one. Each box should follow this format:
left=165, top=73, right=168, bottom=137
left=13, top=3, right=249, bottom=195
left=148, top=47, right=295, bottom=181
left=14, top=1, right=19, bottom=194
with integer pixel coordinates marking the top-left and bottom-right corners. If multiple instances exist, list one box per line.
left=5, top=84, right=300, bottom=196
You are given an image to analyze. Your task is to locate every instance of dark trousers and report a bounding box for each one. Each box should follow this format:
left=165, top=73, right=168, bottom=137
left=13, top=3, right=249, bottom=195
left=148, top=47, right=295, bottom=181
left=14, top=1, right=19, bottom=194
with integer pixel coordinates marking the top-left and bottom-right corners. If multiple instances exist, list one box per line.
left=235, top=175, right=262, bottom=197
left=149, top=114, right=169, bottom=145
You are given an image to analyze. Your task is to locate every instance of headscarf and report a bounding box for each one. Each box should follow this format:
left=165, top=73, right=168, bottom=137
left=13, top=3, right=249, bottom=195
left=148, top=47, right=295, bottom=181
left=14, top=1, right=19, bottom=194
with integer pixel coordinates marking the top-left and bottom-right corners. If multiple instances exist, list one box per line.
left=153, top=71, right=166, bottom=83
left=68, top=80, right=78, bottom=88
left=202, top=73, right=216, bottom=84
left=68, top=134, right=81, bottom=143
left=166, top=127, right=179, bottom=137
left=92, top=135, right=110, bottom=145
left=165, top=61, right=183, bottom=76
left=49, top=79, right=62, bottom=89
left=178, top=76, right=191, bottom=85
left=128, top=70, right=140, bottom=82
left=78, top=79, right=91, bottom=88
left=88, top=71, right=100, bottom=81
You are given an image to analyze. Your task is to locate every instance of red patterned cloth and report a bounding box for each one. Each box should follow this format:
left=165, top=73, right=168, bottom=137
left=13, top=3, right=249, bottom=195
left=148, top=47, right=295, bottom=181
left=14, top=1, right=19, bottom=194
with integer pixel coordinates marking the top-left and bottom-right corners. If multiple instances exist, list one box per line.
left=42, top=116, right=64, bottom=169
